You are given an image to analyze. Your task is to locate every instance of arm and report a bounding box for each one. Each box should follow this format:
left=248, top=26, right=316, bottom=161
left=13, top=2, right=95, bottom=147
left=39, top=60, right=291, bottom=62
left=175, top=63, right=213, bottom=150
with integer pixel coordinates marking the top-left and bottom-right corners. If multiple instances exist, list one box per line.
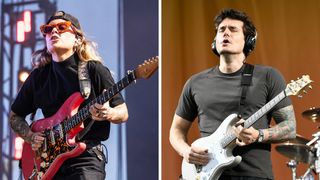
left=9, top=111, right=45, bottom=150
left=235, top=105, right=296, bottom=145
left=107, top=103, right=129, bottom=123
left=262, top=105, right=296, bottom=143
left=90, top=102, right=129, bottom=124
left=9, top=111, right=33, bottom=143
left=169, top=114, right=209, bottom=165
left=261, top=68, right=296, bottom=143
left=169, top=114, right=192, bottom=157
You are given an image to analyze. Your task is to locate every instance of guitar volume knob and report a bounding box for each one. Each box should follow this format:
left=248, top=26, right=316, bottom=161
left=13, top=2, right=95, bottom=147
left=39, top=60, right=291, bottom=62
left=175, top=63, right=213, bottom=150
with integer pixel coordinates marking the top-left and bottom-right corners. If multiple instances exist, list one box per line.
left=40, top=162, right=46, bottom=168
left=41, top=152, right=48, bottom=158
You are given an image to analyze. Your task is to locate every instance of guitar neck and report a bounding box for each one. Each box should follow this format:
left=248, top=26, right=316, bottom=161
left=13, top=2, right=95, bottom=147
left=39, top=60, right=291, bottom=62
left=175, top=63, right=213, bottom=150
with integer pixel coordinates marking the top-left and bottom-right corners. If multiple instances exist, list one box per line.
left=63, top=71, right=136, bottom=132
left=222, top=90, right=287, bottom=148
left=244, top=91, right=286, bottom=128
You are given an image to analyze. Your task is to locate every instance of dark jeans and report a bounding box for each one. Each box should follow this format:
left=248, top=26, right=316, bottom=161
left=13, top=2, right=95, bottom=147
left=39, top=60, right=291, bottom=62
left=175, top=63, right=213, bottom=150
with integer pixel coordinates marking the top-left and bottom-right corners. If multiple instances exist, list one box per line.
left=219, top=175, right=272, bottom=180
left=53, top=146, right=106, bottom=180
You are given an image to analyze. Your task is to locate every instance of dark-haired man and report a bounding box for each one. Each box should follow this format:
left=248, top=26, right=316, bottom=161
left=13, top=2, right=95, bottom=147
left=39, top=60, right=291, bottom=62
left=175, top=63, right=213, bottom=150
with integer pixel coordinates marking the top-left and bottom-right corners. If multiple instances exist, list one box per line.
left=170, top=9, right=296, bottom=180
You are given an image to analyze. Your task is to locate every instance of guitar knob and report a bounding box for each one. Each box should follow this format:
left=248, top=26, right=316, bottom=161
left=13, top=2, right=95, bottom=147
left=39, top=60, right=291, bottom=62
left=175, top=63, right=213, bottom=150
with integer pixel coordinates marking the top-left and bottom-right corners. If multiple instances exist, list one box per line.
left=309, top=85, right=313, bottom=89
left=41, top=152, right=48, bottom=158
left=40, top=162, right=46, bottom=168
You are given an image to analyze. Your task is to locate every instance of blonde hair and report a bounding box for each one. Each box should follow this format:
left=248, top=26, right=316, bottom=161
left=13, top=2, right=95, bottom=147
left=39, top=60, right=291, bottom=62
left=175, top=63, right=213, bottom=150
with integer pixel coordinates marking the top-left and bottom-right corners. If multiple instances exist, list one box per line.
left=32, top=27, right=103, bottom=68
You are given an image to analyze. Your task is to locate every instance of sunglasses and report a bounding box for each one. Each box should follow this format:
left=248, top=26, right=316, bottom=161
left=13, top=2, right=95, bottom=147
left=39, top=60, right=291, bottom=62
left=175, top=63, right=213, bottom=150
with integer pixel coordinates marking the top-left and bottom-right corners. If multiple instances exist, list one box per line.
left=40, top=21, right=72, bottom=35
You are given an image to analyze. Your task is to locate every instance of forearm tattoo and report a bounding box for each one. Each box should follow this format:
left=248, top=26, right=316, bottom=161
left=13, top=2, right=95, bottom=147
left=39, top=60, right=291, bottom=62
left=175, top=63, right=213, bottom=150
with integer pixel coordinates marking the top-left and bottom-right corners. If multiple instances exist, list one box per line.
left=9, top=112, right=32, bottom=143
left=265, top=105, right=296, bottom=143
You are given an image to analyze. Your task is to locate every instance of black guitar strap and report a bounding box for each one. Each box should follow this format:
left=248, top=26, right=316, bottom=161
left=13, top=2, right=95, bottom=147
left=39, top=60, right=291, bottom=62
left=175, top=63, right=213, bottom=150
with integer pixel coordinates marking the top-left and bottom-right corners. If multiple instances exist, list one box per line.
left=238, top=63, right=254, bottom=118
left=76, top=61, right=94, bottom=141
left=78, top=61, right=91, bottom=99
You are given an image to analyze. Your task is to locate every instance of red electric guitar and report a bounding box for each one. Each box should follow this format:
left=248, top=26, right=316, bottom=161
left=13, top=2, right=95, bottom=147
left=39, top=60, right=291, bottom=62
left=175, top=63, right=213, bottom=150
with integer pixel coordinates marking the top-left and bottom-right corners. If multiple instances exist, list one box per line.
left=21, top=57, right=158, bottom=180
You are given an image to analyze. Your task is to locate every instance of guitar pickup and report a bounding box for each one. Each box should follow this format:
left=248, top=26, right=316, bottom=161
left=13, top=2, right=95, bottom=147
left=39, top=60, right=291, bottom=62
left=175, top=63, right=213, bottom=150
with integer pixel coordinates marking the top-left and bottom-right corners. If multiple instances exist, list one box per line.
left=50, top=130, right=55, bottom=145
left=42, top=137, right=47, bottom=152
left=58, top=124, right=64, bottom=139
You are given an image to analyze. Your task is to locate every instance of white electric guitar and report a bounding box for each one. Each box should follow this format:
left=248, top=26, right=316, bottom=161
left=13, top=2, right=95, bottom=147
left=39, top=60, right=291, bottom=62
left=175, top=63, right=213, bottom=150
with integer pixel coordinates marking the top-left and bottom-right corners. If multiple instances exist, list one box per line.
left=181, top=75, right=313, bottom=180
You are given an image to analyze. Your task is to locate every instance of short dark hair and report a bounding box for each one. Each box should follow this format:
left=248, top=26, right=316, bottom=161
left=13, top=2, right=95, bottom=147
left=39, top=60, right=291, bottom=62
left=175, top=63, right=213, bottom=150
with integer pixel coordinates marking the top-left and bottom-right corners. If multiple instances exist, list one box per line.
left=214, top=9, right=256, bottom=40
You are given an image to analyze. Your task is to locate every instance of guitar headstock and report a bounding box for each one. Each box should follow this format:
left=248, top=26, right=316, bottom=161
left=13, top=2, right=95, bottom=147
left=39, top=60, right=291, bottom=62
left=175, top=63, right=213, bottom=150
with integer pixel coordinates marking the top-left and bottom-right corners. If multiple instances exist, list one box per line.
left=285, top=75, right=313, bottom=97
left=134, top=56, right=158, bottom=79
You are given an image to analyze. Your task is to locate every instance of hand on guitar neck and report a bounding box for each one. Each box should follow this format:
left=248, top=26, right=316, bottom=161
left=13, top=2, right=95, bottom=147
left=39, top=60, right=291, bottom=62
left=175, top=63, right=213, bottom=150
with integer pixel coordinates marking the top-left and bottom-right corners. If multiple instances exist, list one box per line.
left=89, top=100, right=128, bottom=124
left=233, top=119, right=260, bottom=146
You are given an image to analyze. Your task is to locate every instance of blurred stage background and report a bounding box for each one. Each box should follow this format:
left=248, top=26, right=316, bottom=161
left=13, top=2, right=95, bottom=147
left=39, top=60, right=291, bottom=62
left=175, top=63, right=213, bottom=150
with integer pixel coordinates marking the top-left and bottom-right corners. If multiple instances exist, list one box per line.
left=162, top=0, right=320, bottom=179
left=0, top=0, right=158, bottom=180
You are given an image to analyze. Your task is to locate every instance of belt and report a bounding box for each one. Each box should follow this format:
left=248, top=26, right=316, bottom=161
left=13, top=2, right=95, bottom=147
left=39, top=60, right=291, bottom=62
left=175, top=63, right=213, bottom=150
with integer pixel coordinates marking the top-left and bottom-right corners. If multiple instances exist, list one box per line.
left=83, top=140, right=105, bottom=162
left=83, top=140, right=102, bottom=151
left=92, top=144, right=103, bottom=152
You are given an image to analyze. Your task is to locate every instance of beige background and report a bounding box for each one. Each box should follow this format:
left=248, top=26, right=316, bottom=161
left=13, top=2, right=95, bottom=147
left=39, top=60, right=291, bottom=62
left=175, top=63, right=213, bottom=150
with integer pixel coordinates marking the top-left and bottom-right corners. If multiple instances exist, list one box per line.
left=162, top=0, right=320, bottom=179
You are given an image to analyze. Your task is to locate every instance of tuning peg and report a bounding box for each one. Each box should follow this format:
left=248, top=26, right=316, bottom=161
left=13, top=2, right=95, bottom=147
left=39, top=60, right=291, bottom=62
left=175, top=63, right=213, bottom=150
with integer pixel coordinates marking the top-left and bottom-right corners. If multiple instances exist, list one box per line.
left=298, top=94, right=303, bottom=98
left=303, top=90, right=307, bottom=94
left=309, top=85, right=313, bottom=89
left=291, top=80, right=294, bottom=83
left=297, top=77, right=300, bottom=80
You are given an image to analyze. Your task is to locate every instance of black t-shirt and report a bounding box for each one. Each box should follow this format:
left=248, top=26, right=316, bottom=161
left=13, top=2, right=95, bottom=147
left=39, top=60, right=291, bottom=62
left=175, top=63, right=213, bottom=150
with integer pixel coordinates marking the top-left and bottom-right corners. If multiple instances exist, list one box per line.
left=11, top=54, right=124, bottom=141
left=175, top=64, right=292, bottom=179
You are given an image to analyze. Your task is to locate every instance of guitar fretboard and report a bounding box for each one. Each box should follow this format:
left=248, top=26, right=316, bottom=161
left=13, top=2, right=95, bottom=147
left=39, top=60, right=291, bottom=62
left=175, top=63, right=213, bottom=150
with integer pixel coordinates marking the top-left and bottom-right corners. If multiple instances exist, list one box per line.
left=221, top=91, right=286, bottom=148
left=63, top=71, right=136, bottom=132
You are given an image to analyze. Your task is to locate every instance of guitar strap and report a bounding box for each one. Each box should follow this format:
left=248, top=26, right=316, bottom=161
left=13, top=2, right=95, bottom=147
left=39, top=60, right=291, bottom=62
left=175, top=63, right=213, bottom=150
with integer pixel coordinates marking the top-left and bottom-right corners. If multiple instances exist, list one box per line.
left=238, top=63, right=254, bottom=118
left=78, top=61, right=91, bottom=99
left=76, top=61, right=94, bottom=141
